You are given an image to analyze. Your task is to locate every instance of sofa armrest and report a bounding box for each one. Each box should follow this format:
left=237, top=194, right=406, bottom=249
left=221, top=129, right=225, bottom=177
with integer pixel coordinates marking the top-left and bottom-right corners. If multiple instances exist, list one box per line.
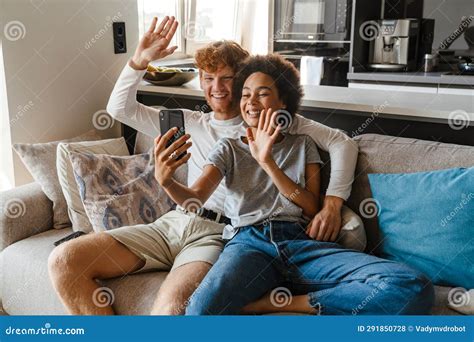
left=0, top=182, right=53, bottom=252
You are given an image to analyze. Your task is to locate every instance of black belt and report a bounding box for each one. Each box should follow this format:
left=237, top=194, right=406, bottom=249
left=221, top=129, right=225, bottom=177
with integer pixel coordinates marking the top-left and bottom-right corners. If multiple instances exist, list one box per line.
left=198, top=207, right=232, bottom=225
left=174, top=204, right=231, bottom=225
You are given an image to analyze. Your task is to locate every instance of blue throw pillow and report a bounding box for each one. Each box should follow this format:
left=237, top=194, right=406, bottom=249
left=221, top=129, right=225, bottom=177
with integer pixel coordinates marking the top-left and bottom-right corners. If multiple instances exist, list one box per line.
left=368, top=167, right=474, bottom=289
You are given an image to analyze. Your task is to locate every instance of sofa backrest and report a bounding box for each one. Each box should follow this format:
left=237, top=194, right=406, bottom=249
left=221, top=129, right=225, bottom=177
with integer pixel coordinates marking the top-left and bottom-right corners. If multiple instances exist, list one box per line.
left=134, top=131, right=154, bottom=155
left=135, top=131, right=474, bottom=254
left=349, top=134, right=474, bottom=254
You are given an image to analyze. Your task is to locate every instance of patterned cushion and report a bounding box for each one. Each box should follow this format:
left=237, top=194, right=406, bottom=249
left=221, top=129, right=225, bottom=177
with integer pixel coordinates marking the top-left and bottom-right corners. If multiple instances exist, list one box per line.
left=68, top=149, right=173, bottom=231
left=56, top=138, right=130, bottom=232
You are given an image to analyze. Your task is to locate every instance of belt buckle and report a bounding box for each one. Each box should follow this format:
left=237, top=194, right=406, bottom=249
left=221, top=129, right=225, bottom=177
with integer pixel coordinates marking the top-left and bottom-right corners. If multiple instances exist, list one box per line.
left=196, top=207, right=204, bottom=217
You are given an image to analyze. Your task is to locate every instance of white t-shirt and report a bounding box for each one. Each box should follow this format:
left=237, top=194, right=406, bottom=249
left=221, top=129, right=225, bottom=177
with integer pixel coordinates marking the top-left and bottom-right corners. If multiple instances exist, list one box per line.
left=106, top=64, right=358, bottom=213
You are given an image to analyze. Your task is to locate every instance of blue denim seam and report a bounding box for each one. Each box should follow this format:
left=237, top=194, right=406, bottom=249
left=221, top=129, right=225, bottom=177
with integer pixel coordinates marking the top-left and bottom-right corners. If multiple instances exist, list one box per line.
left=292, top=277, right=370, bottom=286
left=294, top=271, right=423, bottom=286
left=268, top=223, right=283, bottom=259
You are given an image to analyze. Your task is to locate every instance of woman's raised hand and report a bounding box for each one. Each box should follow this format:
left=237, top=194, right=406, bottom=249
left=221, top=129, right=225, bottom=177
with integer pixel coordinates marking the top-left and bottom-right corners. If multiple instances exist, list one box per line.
left=130, top=16, right=179, bottom=70
left=247, top=108, right=281, bottom=166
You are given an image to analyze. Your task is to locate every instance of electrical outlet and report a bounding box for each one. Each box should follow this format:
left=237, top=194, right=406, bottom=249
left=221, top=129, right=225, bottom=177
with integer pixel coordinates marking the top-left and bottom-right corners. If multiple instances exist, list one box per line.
left=113, top=22, right=127, bottom=54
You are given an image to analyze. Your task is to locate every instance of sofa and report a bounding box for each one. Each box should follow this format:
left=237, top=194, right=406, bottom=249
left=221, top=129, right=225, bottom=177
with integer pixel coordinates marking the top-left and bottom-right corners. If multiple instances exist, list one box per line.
left=1, top=132, right=472, bottom=315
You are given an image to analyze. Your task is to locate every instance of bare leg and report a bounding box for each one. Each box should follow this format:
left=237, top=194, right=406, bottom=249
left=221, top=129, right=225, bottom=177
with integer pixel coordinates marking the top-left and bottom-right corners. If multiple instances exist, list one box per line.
left=48, top=232, right=145, bottom=315
left=150, top=261, right=212, bottom=315
left=242, top=292, right=318, bottom=315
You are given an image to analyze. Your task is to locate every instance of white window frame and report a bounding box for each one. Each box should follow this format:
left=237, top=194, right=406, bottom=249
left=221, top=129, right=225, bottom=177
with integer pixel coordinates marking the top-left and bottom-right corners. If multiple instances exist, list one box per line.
left=138, top=0, right=242, bottom=60
left=184, top=0, right=241, bottom=55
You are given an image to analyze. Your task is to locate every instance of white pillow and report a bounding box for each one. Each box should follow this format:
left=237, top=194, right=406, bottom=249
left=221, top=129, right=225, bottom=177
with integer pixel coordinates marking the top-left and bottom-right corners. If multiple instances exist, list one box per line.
left=56, top=137, right=129, bottom=232
left=338, top=205, right=367, bottom=252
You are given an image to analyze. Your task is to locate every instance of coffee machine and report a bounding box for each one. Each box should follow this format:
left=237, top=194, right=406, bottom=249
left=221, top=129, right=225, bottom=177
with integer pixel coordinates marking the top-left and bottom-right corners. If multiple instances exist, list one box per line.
left=368, top=19, right=420, bottom=71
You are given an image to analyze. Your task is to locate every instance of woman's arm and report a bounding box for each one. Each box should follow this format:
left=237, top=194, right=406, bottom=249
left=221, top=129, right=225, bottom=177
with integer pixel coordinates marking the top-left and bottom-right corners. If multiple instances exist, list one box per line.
left=247, top=109, right=320, bottom=217
left=154, top=128, right=223, bottom=210
left=260, top=161, right=320, bottom=217
left=162, top=165, right=223, bottom=210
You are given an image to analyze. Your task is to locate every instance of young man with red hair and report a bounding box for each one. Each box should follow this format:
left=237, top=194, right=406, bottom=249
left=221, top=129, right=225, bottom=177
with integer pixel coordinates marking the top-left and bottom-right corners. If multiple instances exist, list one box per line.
left=48, top=16, right=359, bottom=315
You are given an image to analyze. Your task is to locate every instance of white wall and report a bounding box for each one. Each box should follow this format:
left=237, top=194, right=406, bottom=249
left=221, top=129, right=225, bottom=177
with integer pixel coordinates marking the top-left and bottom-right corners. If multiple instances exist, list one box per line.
left=0, top=40, right=14, bottom=190
left=1, top=0, right=139, bottom=187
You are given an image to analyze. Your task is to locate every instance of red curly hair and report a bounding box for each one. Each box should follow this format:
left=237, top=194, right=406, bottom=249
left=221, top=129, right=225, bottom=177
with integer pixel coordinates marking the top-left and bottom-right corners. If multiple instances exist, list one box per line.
left=194, top=40, right=249, bottom=73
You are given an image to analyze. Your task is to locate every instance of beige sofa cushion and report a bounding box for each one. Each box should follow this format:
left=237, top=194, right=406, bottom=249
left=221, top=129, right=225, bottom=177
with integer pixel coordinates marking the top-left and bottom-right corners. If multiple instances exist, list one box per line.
left=13, top=130, right=100, bottom=229
left=0, top=227, right=461, bottom=315
left=1, top=228, right=168, bottom=315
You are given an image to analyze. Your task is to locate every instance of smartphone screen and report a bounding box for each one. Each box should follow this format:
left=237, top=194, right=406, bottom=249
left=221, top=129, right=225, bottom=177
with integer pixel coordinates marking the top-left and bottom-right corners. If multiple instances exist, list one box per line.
left=159, top=109, right=186, bottom=160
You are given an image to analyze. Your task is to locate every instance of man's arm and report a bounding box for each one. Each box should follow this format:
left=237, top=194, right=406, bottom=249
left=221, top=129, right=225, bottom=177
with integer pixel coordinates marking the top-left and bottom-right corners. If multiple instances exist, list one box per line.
left=289, top=115, right=359, bottom=242
left=290, top=114, right=358, bottom=201
left=105, top=63, right=162, bottom=137
left=106, top=16, right=181, bottom=138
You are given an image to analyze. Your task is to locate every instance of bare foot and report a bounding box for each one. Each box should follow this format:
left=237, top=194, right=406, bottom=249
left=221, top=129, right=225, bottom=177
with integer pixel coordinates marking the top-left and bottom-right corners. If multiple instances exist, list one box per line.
left=242, top=291, right=319, bottom=315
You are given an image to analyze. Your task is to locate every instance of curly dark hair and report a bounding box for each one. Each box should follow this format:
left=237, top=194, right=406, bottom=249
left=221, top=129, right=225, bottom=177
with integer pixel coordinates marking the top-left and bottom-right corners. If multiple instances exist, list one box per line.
left=233, top=54, right=304, bottom=116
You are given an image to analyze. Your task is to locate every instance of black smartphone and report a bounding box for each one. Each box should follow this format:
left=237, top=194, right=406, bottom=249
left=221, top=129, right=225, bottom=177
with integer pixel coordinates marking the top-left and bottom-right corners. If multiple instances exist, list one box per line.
left=53, top=231, right=87, bottom=247
left=159, top=109, right=186, bottom=160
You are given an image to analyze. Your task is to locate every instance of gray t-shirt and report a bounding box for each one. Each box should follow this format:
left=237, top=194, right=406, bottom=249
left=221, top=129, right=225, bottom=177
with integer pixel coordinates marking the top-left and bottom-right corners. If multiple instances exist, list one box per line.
left=205, top=134, right=322, bottom=231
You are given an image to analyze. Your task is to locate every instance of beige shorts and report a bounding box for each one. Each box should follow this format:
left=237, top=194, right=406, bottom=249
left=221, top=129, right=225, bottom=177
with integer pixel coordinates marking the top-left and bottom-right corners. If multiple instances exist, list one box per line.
left=106, top=210, right=225, bottom=273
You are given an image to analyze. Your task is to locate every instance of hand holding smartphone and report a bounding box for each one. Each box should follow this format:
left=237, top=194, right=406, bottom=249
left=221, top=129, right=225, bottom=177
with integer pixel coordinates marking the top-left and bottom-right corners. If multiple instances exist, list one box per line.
left=159, top=109, right=187, bottom=160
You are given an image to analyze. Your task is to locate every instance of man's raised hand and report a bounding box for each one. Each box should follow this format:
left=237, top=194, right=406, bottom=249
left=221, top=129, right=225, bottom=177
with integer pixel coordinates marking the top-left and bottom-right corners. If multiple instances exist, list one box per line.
left=130, top=16, right=179, bottom=70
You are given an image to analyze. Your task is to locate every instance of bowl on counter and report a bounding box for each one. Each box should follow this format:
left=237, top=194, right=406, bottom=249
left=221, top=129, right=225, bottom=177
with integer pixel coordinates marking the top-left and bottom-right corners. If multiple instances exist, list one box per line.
left=143, top=65, right=198, bottom=86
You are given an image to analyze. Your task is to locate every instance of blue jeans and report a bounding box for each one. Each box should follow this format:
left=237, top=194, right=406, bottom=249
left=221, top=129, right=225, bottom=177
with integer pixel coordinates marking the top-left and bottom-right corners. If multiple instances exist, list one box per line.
left=185, top=221, right=434, bottom=315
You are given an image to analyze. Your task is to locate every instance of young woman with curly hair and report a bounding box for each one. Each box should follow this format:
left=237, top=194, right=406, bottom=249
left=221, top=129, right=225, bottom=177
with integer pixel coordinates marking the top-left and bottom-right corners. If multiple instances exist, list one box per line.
left=157, top=54, right=434, bottom=315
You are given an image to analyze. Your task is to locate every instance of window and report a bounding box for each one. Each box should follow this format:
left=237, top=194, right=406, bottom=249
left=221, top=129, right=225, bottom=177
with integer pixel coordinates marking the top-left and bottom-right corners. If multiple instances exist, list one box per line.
left=137, top=0, right=186, bottom=59
left=184, top=0, right=240, bottom=54
left=138, top=0, right=241, bottom=59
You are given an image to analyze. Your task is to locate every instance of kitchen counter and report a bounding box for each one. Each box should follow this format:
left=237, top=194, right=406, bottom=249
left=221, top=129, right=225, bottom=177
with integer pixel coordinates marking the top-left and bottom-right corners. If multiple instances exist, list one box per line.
left=137, top=78, right=474, bottom=125
left=348, top=71, right=474, bottom=86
